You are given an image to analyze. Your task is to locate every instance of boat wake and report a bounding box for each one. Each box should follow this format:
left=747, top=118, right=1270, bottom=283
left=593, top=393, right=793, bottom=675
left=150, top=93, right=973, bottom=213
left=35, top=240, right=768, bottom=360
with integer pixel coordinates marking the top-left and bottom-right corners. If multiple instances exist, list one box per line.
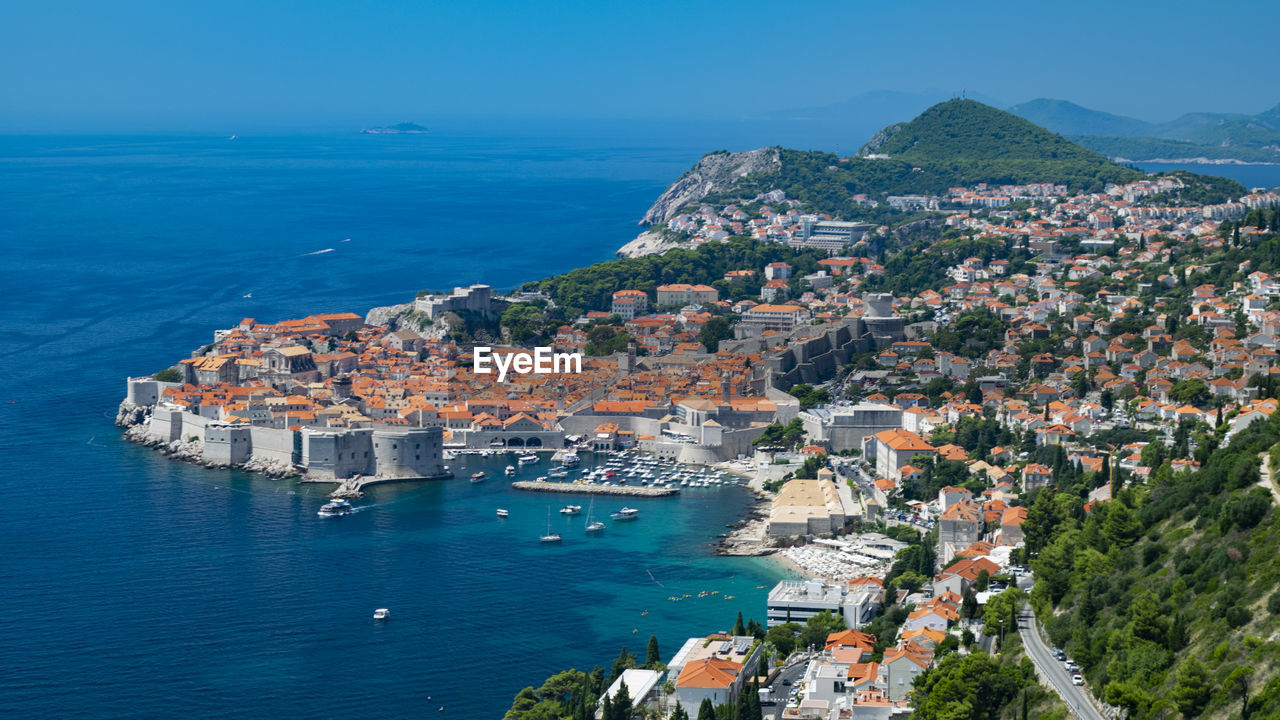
left=301, top=248, right=334, bottom=256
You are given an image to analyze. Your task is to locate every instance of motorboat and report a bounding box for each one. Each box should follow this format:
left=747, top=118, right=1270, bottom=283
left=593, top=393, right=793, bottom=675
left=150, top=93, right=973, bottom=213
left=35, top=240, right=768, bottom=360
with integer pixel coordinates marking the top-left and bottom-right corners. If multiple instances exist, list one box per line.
left=318, top=498, right=354, bottom=517
left=505, top=465, right=516, bottom=476
left=548, top=468, right=569, bottom=478
left=610, top=507, right=639, bottom=521
left=562, top=451, right=580, bottom=466
left=470, top=472, right=486, bottom=483
left=560, top=504, right=582, bottom=515
left=373, top=608, right=390, bottom=620
left=518, top=454, right=539, bottom=465
left=496, top=508, right=509, bottom=518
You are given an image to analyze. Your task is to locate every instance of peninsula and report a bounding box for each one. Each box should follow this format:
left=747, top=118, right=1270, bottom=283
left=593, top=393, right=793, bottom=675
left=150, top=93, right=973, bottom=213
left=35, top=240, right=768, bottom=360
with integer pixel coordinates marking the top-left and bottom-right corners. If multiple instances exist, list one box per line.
left=119, top=99, right=1280, bottom=719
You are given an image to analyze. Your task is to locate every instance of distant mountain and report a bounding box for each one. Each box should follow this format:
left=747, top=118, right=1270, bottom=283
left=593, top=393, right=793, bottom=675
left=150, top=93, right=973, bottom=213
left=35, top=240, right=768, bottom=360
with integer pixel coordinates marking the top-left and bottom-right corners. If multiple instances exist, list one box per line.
left=1008, top=98, right=1280, bottom=162
left=1007, top=98, right=1154, bottom=137
left=361, top=122, right=430, bottom=135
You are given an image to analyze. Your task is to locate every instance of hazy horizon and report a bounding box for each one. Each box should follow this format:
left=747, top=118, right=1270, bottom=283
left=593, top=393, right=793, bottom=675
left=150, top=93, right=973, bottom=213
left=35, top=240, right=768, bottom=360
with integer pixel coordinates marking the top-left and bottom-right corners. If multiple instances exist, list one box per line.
left=4, top=0, right=1279, bottom=138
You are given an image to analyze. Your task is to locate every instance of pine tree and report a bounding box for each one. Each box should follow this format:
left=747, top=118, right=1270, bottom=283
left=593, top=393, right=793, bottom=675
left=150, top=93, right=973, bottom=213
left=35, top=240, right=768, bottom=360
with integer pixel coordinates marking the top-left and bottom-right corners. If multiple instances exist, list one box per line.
left=670, top=702, right=689, bottom=720
left=646, top=635, right=661, bottom=667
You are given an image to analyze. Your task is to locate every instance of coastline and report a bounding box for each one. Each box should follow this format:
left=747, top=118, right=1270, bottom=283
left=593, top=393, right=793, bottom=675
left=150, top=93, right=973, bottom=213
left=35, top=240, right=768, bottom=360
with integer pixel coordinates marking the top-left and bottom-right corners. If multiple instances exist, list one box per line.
left=1113, top=155, right=1280, bottom=166
left=116, top=404, right=298, bottom=478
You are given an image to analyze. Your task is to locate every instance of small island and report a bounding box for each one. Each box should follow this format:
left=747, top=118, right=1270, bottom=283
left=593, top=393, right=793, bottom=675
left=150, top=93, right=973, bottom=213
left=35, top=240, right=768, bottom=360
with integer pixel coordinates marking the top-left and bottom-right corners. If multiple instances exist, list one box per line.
left=361, top=122, right=430, bottom=135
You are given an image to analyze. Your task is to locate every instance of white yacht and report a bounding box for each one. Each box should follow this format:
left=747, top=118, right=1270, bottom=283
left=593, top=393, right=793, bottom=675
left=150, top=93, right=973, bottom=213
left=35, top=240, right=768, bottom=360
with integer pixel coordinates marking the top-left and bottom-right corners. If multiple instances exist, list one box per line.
left=496, top=508, right=509, bottom=518
left=505, top=465, right=516, bottom=476
left=518, top=454, right=539, bottom=465
left=373, top=608, right=390, bottom=620
left=562, top=450, right=581, bottom=466
left=610, top=507, right=639, bottom=521
left=559, top=504, right=582, bottom=515
left=318, top=498, right=354, bottom=517
left=540, top=508, right=562, bottom=543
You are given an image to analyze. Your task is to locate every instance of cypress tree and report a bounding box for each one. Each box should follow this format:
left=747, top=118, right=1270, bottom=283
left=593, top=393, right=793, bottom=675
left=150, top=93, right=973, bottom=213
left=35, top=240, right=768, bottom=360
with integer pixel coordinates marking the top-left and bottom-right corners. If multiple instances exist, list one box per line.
left=611, top=682, right=632, bottom=720
left=697, top=698, right=716, bottom=720
left=646, top=635, right=661, bottom=667
left=732, top=611, right=746, bottom=636
left=670, top=702, right=689, bottom=720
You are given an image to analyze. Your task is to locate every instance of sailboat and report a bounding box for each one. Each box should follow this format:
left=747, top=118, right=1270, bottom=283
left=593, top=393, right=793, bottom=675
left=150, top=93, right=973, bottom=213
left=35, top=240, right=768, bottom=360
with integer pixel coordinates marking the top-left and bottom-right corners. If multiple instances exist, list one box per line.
left=585, top=498, right=605, bottom=533
left=540, top=507, right=562, bottom=543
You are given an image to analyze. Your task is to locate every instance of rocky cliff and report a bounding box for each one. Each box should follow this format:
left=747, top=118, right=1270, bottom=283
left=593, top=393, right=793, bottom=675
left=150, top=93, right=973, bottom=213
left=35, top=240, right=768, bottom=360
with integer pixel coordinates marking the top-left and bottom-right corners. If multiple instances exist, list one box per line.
left=363, top=302, right=447, bottom=338
left=639, top=147, right=781, bottom=226
left=615, top=230, right=673, bottom=258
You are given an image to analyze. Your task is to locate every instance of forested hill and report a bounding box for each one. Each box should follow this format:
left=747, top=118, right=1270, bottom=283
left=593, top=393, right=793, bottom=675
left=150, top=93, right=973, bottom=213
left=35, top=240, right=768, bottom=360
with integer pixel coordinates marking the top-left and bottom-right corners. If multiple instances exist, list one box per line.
left=660, top=100, right=1146, bottom=224
left=859, top=99, right=1144, bottom=190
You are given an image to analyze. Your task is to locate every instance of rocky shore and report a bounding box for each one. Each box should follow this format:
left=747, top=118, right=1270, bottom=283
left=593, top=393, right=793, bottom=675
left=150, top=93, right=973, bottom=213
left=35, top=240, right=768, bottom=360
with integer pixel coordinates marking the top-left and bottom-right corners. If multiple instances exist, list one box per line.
left=116, top=401, right=297, bottom=478
left=713, top=491, right=776, bottom=556
left=510, top=481, right=678, bottom=497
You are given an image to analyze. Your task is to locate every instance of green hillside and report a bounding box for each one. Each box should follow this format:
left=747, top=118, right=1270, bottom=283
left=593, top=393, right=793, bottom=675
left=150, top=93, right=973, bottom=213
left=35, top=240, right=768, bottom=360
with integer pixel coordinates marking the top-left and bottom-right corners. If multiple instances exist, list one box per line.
left=857, top=99, right=1144, bottom=191
left=1026, top=410, right=1280, bottom=719
left=1071, top=135, right=1280, bottom=164
left=684, top=100, right=1147, bottom=221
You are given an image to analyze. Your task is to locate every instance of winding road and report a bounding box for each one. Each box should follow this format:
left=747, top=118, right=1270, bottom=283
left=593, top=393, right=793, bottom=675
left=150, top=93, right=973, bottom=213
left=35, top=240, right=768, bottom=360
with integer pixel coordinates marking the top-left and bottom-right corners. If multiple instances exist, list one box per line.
left=1017, top=607, right=1107, bottom=720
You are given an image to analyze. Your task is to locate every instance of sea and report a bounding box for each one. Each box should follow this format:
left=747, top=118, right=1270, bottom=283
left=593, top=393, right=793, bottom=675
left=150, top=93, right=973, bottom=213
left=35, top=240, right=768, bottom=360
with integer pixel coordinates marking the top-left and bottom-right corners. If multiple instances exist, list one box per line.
left=0, top=132, right=787, bottom=720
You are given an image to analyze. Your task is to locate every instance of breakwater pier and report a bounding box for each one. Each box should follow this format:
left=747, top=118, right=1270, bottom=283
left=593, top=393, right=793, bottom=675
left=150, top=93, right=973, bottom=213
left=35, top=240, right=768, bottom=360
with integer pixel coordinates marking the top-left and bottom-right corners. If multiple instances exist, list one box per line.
left=510, top=481, right=679, bottom=497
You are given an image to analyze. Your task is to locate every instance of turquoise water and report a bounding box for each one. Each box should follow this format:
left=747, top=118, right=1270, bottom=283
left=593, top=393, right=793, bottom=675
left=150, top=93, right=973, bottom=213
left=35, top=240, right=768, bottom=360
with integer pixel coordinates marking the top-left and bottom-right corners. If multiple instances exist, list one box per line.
left=0, top=134, right=782, bottom=718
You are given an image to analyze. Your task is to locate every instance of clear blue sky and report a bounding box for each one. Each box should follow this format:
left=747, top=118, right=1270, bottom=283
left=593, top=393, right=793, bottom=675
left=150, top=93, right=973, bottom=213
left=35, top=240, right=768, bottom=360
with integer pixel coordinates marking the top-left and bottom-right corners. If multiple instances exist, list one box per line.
left=3, top=0, right=1278, bottom=132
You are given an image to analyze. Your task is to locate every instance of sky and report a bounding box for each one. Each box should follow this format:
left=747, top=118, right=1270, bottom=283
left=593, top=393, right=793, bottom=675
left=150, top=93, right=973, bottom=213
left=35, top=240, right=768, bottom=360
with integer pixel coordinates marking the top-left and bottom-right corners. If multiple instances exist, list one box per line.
left=2, top=0, right=1279, bottom=133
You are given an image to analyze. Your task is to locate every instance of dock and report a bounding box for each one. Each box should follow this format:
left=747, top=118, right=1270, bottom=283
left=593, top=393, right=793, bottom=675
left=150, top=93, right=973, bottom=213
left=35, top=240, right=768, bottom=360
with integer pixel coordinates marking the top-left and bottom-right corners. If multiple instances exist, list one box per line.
left=510, top=481, right=679, bottom=497
left=308, top=472, right=453, bottom=499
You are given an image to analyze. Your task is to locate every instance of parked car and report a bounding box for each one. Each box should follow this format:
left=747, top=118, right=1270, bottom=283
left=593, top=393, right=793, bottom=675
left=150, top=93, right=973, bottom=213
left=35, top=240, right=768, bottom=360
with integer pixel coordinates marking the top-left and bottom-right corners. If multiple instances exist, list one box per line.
left=1071, top=673, right=1084, bottom=686
left=1052, top=649, right=1066, bottom=661
left=1065, top=661, right=1079, bottom=672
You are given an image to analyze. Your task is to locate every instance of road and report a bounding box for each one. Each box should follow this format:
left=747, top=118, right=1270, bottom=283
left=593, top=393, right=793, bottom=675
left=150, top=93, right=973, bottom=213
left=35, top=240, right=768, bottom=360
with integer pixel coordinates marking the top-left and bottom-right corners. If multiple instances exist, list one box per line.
left=1017, top=607, right=1106, bottom=720
left=1258, top=451, right=1280, bottom=505
left=761, top=655, right=811, bottom=719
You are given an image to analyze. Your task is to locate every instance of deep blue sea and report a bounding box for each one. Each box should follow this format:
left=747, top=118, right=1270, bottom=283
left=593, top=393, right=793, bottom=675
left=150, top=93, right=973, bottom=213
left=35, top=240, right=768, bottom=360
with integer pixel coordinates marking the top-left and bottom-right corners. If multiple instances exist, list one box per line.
left=1134, top=161, right=1280, bottom=190
left=0, top=133, right=786, bottom=719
